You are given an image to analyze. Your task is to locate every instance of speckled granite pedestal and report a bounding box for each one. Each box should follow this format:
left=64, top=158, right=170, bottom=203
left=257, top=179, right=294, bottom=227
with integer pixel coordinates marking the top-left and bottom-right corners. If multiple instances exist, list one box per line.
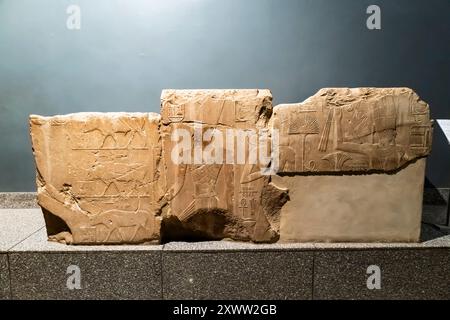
left=0, top=193, right=38, bottom=209
left=0, top=209, right=449, bottom=300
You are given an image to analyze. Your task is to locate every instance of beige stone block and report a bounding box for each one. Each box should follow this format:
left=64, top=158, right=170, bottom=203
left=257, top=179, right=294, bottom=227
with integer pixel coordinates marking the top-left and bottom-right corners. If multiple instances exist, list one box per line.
left=274, top=158, right=426, bottom=243
left=29, top=113, right=163, bottom=244
left=271, top=88, right=432, bottom=173
left=28, top=87, right=433, bottom=244
left=270, top=87, right=432, bottom=242
left=160, top=89, right=288, bottom=243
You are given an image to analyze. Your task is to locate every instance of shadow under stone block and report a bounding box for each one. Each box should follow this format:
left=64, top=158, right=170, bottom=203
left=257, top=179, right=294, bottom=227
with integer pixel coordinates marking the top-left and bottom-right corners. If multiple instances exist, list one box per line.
left=0, top=254, right=10, bottom=299
left=422, top=188, right=449, bottom=226
left=162, top=249, right=313, bottom=300
left=8, top=252, right=162, bottom=300
left=423, top=188, right=449, bottom=206
left=313, top=249, right=450, bottom=300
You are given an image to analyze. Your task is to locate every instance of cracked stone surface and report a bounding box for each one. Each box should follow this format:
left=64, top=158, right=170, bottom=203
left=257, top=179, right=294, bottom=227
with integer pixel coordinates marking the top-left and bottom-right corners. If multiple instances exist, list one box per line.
left=29, top=88, right=433, bottom=244
left=271, top=88, right=432, bottom=173
left=30, top=113, right=164, bottom=244
left=160, top=89, right=288, bottom=243
left=270, top=87, right=433, bottom=242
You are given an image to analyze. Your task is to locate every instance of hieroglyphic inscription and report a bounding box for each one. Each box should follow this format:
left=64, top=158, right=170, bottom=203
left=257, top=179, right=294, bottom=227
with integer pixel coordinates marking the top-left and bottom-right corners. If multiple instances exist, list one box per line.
left=29, top=88, right=433, bottom=245
left=30, top=113, right=163, bottom=244
left=272, top=88, right=433, bottom=173
left=161, top=89, right=288, bottom=242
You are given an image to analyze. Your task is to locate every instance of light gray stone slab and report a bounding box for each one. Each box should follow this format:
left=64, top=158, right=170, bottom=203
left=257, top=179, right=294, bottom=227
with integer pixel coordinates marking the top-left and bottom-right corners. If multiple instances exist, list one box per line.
left=163, top=241, right=315, bottom=252
left=311, top=236, right=450, bottom=249
left=423, top=234, right=450, bottom=247
left=0, top=209, right=45, bottom=252
left=10, top=227, right=162, bottom=252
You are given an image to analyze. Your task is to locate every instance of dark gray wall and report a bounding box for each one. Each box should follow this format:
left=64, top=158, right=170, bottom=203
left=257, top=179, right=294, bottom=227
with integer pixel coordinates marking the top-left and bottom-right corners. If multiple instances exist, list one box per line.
left=0, top=0, right=449, bottom=191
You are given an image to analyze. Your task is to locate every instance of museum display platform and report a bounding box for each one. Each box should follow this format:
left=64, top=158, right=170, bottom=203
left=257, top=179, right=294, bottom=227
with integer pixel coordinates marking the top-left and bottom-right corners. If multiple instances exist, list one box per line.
left=0, top=204, right=449, bottom=300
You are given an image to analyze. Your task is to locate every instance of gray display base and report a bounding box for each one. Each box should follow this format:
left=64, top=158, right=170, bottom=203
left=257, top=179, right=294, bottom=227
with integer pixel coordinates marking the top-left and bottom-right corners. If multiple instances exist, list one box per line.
left=0, top=209, right=449, bottom=300
left=0, top=193, right=38, bottom=209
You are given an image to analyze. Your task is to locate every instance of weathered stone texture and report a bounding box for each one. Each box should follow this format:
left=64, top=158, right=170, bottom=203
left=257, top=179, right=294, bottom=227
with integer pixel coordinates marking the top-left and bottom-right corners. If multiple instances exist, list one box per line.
left=29, top=88, right=433, bottom=244
left=30, top=113, right=163, bottom=244
left=160, top=89, right=288, bottom=243
left=271, top=88, right=432, bottom=173
left=269, top=88, right=433, bottom=242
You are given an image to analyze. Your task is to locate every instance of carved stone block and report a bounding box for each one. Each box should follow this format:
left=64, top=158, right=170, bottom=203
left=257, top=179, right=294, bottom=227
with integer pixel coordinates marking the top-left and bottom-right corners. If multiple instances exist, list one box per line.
left=29, top=88, right=433, bottom=244
left=271, top=88, right=432, bottom=173
left=270, top=88, right=432, bottom=242
left=29, top=113, right=163, bottom=244
left=160, top=89, right=288, bottom=243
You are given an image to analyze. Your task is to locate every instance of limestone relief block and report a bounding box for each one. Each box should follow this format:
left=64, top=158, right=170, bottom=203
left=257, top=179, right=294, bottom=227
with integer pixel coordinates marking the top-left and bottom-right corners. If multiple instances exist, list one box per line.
left=271, top=87, right=433, bottom=242
left=273, top=158, right=427, bottom=242
left=271, top=88, right=432, bottom=173
left=29, top=87, right=433, bottom=244
left=160, top=89, right=288, bottom=243
left=29, top=113, right=164, bottom=244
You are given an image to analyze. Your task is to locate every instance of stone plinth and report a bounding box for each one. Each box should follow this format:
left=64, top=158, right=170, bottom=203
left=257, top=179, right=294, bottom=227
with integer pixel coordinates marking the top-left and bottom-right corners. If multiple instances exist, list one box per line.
left=0, top=209, right=449, bottom=300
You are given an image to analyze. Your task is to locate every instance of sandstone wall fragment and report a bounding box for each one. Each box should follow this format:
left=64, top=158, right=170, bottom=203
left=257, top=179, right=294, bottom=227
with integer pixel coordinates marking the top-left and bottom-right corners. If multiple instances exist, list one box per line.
left=160, top=89, right=288, bottom=243
left=29, top=87, right=433, bottom=244
left=30, top=113, right=163, bottom=244
left=271, top=87, right=433, bottom=242
left=271, top=88, right=432, bottom=173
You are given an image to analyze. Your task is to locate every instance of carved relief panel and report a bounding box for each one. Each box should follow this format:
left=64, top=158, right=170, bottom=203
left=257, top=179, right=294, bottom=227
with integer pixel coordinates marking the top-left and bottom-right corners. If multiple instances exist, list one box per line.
left=271, top=88, right=433, bottom=173
left=30, top=113, right=163, bottom=244
left=161, top=89, right=288, bottom=242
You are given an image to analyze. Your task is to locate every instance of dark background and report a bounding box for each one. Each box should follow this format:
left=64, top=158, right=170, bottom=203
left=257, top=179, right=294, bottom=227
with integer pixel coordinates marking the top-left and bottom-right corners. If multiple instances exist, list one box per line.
left=0, top=0, right=449, bottom=191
